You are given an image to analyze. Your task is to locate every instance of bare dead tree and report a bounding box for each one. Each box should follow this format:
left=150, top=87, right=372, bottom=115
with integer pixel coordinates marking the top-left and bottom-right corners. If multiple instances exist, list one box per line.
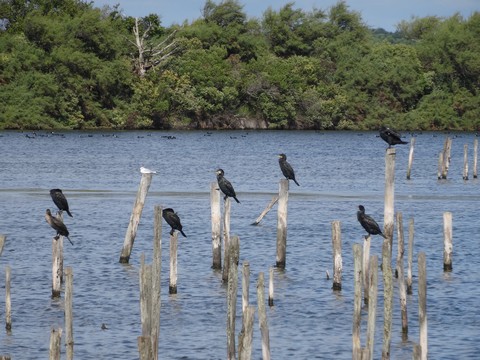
left=129, top=17, right=181, bottom=77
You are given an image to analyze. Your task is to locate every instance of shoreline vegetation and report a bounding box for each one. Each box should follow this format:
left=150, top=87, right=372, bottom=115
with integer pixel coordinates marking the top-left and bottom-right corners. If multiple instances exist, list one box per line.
left=1, top=1, right=479, bottom=131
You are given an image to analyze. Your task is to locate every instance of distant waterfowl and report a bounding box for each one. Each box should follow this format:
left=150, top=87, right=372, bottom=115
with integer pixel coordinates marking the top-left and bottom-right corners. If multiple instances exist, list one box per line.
left=162, top=208, right=187, bottom=237
left=45, top=209, right=73, bottom=245
left=357, top=205, right=387, bottom=239
left=216, top=169, right=240, bottom=203
left=140, top=166, right=157, bottom=174
left=50, top=189, right=73, bottom=217
left=278, top=153, right=300, bottom=186
left=379, top=126, right=408, bottom=148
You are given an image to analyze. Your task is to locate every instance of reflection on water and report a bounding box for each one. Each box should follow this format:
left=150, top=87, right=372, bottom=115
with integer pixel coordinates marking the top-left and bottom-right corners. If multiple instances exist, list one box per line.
left=0, top=130, right=480, bottom=359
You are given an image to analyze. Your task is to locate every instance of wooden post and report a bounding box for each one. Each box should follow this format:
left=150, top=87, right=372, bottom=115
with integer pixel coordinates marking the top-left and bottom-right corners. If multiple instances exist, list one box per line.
left=49, top=327, right=62, bottom=360
left=0, top=355, right=11, bottom=360
left=119, top=173, right=153, bottom=263
left=52, top=237, right=62, bottom=298
left=396, top=213, right=408, bottom=338
left=169, top=232, right=178, bottom=294
left=251, top=196, right=278, bottom=225
left=151, top=205, right=162, bottom=360
left=242, top=261, right=250, bottom=315
left=437, top=152, right=443, bottom=180
left=413, top=343, right=422, bottom=360
left=211, top=182, right=222, bottom=269
left=222, top=198, right=232, bottom=282
left=352, top=244, right=363, bottom=359
left=257, top=272, right=271, bottom=360
left=463, top=144, right=469, bottom=180
left=366, top=255, right=378, bottom=360
left=382, top=240, right=393, bottom=360
left=384, top=147, right=395, bottom=254
left=139, top=254, right=153, bottom=337
left=331, top=221, right=342, bottom=291
left=65, top=267, right=74, bottom=360
left=5, top=266, right=11, bottom=331
left=443, top=212, right=453, bottom=271
left=407, top=218, right=414, bottom=295
left=268, top=267, right=274, bottom=307
left=406, top=137, right=416, bottom=180
left=418, top=252, right=428, bottom=360
left=473, top=138, right=478, bottom=178
left=138, top=336, right=153, bottom=360
left=363, top=235, right=371, bottom=305
left=226, top=238, right=239, bottom=360
left=441, top=137, right=452, bottom=179
left=238, top=306, right=255, bottom=360
left=276, top=179, right=289, bottom=269
left=0, top=235, right=6, bottom=257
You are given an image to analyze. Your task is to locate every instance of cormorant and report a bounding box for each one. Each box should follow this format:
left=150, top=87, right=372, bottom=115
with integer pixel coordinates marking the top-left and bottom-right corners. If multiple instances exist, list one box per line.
left=379, top=126, right=408, bottom=148
left=45, top=209, right=73, bottom=245
left=50, top=189, right=73, bottom=217
left=278, top=153, right=300, bottom=186
left=216, top=169, right=240, bottom=203
left=162, top=208, right=187, bottom=237
left=357, top=205, right=387, bottom=239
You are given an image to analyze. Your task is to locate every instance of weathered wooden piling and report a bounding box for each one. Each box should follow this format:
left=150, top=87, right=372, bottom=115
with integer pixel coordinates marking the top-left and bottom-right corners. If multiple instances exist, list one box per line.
left=138, top=336, right=153, bottom=360
left=252, top=196, right=278, bottom=225
left=441, top=137, right=452, bottom=179
left=119, top=173, right=153, bottom=263
left=51, top=236, right=62, bottom=298
left=5, top=266, right=11, bottom=331
left=463, top=144, right=469, bottom=180
left=222, top=198, right=232, bottom=282
left=65, top=267, right=74, bottom=360
left=0, top=355, right=12, bottom=359
left=396, top=213, right=408, bottom=338
left=238, top=306, right=255, bottom=360
left=418, top=252, right=428, bottom=360
left=363, top=235, right=371, bottom=305
left=382, top=240, right=393, bottom=360
left=384, top=147, right=395, bottom=253
left=139, top=254, right=153, bottom=338
left=473, top=138, right=478, bottom=178
left=366, top=255, right=378, bottom=360
left=413, top=343, right=422, bottom=360
left=407, top=218, right=414, bottom=295
left=211, top=182, right=222, bottom=269
left=331, top=221, right=342, bottom=291
left=0, top=235, right=6, bottom=257
left=443, top=212, right=453, bottom=271
left=437, top=152, right=443, bottom=180
left=406, top=137, right=416, bottom=180
left=169, top=232, right=178, bottom=294
left=226, top=238, right=239, bottom=360
left=49, top=327, right=62, bottom=360
left=242, top=261, right=250, bottom=314
left=268, top=267, right=274, bottom=307
left=257, top=272, right=271, bottom=360
left=276, top=179, right=289, bottom=269
left=352, top=244, right=363, bottom=359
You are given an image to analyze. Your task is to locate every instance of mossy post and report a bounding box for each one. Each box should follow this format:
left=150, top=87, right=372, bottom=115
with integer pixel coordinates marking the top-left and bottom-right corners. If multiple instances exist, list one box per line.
left=119, top=173, right=153, bottom=264
left=331, top=220, right=342, bottom=291
left=276, top=179, right=289, bottom=269
left=443, top=212, right=453, bottom=271
left=210, top=182, right=222, bottom=269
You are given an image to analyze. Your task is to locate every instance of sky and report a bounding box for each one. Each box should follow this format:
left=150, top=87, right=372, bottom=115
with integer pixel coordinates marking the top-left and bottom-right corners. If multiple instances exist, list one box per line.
left=91, top=0, right=478, bottom=32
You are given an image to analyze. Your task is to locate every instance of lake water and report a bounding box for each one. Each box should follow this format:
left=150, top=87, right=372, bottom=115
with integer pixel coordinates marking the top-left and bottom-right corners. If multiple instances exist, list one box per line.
left=0, top=130, right=479, bottom=359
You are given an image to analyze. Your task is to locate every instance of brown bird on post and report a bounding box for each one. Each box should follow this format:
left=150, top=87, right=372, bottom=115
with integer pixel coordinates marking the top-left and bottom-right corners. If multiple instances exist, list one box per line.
left=45, top=209, right=73, bottom=245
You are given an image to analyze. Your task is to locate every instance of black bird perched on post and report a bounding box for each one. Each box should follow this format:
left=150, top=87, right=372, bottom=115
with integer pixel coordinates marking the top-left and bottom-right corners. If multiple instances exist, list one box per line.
left=50, top=189, right=73, bottom=217
left=216, top=169, right=240, bottom=203
left=278, top=153, right=300, bottom=186
left=379, top=126, right=408, bottom=148
left=45, top=209, right=74, bottom=245
left=162, top=208, right=187, bottom=237
left=357, top=205, right=387, bottom=239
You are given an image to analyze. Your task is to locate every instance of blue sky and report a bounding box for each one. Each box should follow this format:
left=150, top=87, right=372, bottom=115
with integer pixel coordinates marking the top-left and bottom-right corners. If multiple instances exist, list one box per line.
left=92, top=0, right=478, bottom=31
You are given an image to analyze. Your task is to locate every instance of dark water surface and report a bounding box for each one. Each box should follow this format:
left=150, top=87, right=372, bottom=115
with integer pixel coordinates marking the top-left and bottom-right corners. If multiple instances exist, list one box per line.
left=0, top=130, right=479, bottom=359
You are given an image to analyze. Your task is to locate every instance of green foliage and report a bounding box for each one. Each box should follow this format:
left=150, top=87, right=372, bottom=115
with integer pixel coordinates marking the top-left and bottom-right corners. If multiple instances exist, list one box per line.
left=0, top=0, right=479, bottom=130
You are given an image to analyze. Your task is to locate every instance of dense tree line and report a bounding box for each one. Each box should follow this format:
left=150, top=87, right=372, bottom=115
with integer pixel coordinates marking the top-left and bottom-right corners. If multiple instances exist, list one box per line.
left=0, top=0, right=479, bottom=130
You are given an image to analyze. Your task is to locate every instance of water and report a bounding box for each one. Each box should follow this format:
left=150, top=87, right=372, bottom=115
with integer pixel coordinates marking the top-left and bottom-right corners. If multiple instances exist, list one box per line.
left=0, top=130, right=479, bottom=359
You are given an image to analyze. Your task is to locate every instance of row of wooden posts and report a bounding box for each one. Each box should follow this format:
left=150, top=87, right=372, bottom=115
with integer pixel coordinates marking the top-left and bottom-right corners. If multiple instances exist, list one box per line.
left=0, top=135, right=462, bottom=359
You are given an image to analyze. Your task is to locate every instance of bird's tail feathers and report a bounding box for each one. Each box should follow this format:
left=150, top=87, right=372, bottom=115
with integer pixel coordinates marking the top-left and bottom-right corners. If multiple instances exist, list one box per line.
left=294, top=179, right=300, bottom=186
left=180, top=230, right=187, bottom=237
left=234, top=197, right=240, bottom=203
left=67, top=236, right=74, bottom=245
